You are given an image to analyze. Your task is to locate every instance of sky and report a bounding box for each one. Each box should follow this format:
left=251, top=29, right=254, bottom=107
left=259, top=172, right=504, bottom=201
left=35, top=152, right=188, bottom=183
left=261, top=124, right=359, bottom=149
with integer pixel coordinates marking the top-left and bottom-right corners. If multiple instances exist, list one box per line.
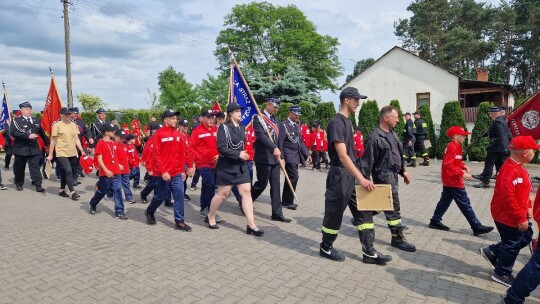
left=0, top=0, right=500, bottom=111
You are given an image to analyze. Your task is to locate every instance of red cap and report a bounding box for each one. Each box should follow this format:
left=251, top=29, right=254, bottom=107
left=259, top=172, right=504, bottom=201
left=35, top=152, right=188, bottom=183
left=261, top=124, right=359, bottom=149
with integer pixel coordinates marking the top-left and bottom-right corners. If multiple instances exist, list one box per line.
left=446, top=126, right=471, bottom=137
left=509, top=136, right=540, bottom=150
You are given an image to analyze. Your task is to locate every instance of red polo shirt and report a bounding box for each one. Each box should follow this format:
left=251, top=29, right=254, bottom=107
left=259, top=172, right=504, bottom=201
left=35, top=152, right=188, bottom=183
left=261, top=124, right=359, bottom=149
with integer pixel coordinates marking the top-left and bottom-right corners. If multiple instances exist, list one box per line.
left=94, top=139, right=120, bottom=176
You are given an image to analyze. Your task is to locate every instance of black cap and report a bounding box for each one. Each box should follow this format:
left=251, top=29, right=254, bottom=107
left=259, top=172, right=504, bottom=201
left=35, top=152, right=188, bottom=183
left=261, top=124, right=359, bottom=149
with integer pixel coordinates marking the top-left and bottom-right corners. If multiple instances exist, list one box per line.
left=311, top=121, right=320, bottom=128
left=60, top=107, right=73, bottom=115
left=102, top=124, right=116, bottom=132
left=339, top=87, right=367, bottom=100
left=126, top=134, right=136, bottom=140
left=19, top=101, right=32, bottom=109
left=178, top=119, right=189, bottom=126
left=412, top=111, right=421, bottom=116
left=265, top=96, right=281, bottom=107
left=289, top=105, right=302, bottom=115
left=488, top=106, right=505, bottom=112
left=70, top=107, right=79, bottom=113
left=96, top=108, right=106, bottom=114
left=201, top=109, right=217, bottom=117
left=227, top=102, right=244, bottom=113
left=115, top=129, right=127, bottom=137
left=162, top=109, right=180, bottom=119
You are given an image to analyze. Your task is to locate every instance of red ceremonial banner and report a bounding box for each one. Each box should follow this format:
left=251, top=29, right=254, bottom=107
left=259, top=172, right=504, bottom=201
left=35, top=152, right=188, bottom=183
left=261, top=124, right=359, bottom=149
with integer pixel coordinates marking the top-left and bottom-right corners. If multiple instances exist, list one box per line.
left=41, top=77, right=63, bottom=136
left=507, top=91, right=540, bottom=140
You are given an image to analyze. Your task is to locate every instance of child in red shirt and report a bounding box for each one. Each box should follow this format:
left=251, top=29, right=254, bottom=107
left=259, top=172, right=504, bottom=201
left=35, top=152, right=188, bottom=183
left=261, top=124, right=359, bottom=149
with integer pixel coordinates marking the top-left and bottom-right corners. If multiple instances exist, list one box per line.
left=428, top=126, right=493, bottom=235
left=480, top=136, right=538, bottom=288
left=88, top=125, right=127, bottom=219
left=126, top=134, right=141, bottom=189
left=106, top=130, right=134, bottom=204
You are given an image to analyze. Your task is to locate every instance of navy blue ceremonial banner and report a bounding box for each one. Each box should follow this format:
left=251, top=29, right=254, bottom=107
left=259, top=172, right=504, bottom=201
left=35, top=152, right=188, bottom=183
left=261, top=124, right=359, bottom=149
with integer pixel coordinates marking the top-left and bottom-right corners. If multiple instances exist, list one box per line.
left=229, top=64, right=257, bottom=126
left=0, top=92, right=10, bottom=132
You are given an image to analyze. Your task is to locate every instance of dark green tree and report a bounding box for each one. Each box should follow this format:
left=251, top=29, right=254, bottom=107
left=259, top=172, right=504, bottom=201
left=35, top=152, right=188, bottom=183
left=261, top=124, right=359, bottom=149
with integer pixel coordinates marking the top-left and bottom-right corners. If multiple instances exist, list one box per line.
left=194, top=74, right=229, bottom=106
left=467, top=102, right=493, bottom=161
left=314, top=102, right=336, bottom=128
left=345, top=58, right=376, bottom=83
left=358, top=100, right=380, bottom=136
left=276, top=102, right=294, bottom=122
left=157, top=66, right=197, bottom=108
left=418, top=103, right=437, bottom=158
left=299, top=101, right=315, bottom=126
left=215, top=2, right=342, bottom=91
left=436, top=101, right=467, bottom=158
left=390, top=100, right=405, bottom=140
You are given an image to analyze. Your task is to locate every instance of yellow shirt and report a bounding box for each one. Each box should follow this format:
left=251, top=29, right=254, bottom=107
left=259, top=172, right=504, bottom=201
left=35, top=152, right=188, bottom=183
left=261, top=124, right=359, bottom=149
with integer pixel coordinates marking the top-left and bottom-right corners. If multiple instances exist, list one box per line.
left=51, top=121, right=80, bottom=157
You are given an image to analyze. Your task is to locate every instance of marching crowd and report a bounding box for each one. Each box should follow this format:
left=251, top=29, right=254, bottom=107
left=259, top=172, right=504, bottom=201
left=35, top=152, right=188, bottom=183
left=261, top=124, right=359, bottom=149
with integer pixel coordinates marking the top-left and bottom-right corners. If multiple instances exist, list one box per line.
left=1, top=87, right=540, bottom=303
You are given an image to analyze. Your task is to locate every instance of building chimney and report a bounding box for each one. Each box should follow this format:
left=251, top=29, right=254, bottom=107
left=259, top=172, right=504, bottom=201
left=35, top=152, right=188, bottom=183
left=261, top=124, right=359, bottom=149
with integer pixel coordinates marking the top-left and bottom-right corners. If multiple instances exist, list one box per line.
left=476, top=68, right=489, bottom=82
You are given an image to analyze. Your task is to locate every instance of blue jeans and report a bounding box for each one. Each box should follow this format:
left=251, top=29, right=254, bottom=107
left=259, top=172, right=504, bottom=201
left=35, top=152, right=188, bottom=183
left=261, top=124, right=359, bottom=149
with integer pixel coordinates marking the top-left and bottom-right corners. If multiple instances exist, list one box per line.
left=232, top=160, right=254, bottom=203
left=198, top=167, right=215, bottom=211
left=431, top=186, right=481, bottom=228
left=505, top=241, right=540, bottom=303
left=130, top=167, right=140, bottom=187
left=147, top=174, right=185, bottom=222
left=90, top=175, right=124, bottom=215
left=490, top=221, right=533, bottom=276
left=107, top=173, right=133, bottom=201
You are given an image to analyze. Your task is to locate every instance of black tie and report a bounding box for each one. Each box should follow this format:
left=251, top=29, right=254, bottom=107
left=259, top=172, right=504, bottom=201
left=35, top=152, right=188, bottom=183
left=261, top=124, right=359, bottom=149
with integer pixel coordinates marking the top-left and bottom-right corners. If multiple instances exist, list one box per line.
left=270, top=115, right=276, bottom=123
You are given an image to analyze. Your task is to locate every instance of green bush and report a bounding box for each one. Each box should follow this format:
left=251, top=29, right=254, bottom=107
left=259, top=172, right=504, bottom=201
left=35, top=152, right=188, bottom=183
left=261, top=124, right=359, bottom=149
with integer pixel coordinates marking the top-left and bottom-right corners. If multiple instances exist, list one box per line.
left=315, top=102, right=336, bottom=128
left=418, top=103, right=437, bottom=158
left=299, top=101, right=315, bottom=126
left=436, top=101, right=467, bottom=158
left=390, top=100, right=404, bottom=140
left=358, top=100, right=380, bottom=136
left=466, top=102, right=493, bottom=161
left=276, top=102, right=294, bottom=121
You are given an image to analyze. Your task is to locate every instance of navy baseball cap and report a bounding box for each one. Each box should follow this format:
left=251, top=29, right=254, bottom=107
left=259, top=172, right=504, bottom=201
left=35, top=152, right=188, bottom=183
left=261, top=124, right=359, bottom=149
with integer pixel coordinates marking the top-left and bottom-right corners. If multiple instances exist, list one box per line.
left=162, top=109, right=180, bottom=119
left=339, top=87, right=367, bottom=100
left=289, top=105, right=302, bottom=115
left=266, top=96, right=281, bottom=107
left=19, top=101, right=32, bottom=109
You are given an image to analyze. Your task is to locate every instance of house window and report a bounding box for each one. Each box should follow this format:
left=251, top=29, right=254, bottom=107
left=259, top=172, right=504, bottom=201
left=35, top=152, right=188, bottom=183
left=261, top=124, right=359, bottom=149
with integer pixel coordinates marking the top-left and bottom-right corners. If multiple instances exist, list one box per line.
left=416, top=93, right=430, bottom=110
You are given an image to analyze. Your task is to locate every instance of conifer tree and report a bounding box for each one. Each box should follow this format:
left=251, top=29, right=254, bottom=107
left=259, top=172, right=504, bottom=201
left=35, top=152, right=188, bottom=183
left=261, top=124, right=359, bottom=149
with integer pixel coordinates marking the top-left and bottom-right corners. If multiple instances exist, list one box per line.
left=467, top=102, right=493, bottom=161
left=418, top=103, right=437, bottom=157
left=390, top=100, right=405, bottom=140
left=436, top=101, right=467, bottom=158
left=358, top=100, right=380, bottom=136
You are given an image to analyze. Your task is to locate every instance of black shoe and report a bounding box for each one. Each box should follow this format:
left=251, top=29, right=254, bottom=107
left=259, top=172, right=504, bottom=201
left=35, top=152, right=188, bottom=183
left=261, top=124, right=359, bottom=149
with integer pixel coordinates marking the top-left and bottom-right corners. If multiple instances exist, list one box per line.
left=205, top=216, right=219, bottom=229
left=59, top=191, right=70, bottom=198
left=472, top=174, right=484, bottom=180
left=0, top=184, right=7, bottom=190
left=391, top=238, right=417, bottom=252
left=16, top=185, right=23, bottom=191
left=164, top=201, right=174, bottom=207
left=491, top=273, right=515, bottom=288
left=35, top=185, right=45, bottom=192
left=271, top=215, right=292, bottom=223
left=141, top=195, right=148, bottom=204
left=283, top=204, right=298, bottom=210
left=473, top=225, right=494, bottom=236
left=479, top=247, right=497, bottom=268
left=184, top=194, right=191, bottom=201
left=491, top=175, right=497, bottom=180
left=428, top=220, right=450, bottom=231
left=246, top=225, right=264, bottom=236
left=126, top=199, right=136, bottom=204
left=406, top=163, right=416, bottom=167
left=319, top=246, right=345, bottom=262
left=535, top=176, right=540, bottom=182
left=145, top=210, right=156, bottom=225
left=116, top=213, right=128, bottom=220
left=74, top=181, right=81, bottom=186
left=175, top=221, right=192, bottom=232
left=362, top=251, right=392, bottom=265
left=133, top=185, right=142, bottom=189
left=473, top=182, right=490, bottom=188
left=71, top=192, right=80, bottom=201
left=88, top=203, right=97, bottom=215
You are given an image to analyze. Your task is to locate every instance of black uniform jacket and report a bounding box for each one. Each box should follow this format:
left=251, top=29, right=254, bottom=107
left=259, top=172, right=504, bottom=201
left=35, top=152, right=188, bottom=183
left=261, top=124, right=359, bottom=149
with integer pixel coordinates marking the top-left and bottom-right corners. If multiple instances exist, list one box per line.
left=10, top=116, right=49, bottom=156
left=487, top=116, right=512, bottom=153
left=361, top=126, right=406, bottom=181
left=404, top=119, right=415, bottom=141
left=216, top=121, right=247, bottom=174
left=91, top=119, right=108, bottom=140
left=278, top=118, right=309, bottom=165
left=253, top=113, right=282, bottom=165
left=75, top=119, right=93, bottom=142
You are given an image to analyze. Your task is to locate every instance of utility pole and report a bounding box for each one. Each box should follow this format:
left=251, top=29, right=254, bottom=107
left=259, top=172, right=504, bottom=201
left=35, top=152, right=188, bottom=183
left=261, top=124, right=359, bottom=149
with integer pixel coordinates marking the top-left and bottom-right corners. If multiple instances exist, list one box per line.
left=62, top=0, right=73, bottom=107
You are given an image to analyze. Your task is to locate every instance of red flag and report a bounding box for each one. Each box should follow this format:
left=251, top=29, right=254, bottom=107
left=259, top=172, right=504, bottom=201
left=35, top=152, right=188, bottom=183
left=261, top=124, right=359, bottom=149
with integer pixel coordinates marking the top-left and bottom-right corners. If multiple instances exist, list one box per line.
left=212, top=101, right=222, bottom=113
left=41, top=77, right=63, bottom=136
left=507, top=91, right=540, bottom=139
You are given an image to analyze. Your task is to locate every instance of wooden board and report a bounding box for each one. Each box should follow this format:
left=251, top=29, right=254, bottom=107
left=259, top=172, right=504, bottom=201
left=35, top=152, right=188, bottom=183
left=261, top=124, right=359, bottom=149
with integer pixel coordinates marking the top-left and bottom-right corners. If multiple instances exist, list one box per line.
left=43, top=160, right=52, bottom=180
left=356, top=184, right=393, bottom=211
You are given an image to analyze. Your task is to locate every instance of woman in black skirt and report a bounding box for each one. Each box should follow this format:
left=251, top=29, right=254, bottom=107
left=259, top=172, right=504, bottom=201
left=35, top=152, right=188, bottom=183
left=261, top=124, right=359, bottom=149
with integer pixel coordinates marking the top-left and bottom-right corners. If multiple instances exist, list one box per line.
left=206, top=103, right=263, bottom=236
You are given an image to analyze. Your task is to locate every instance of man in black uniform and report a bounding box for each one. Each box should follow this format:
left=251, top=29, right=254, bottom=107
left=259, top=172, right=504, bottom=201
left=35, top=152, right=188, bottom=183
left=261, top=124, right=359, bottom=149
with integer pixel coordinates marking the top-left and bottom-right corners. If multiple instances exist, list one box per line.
left=473, top=107, right=512, bottom=188
left=278, top=105, right=310, bottom=210
left=3, top=118, right=12, bottom=170
left=402, top=112, right=416, bottom=167
left=71, top=107, right=93, bottom=180
left=251, top=96, right=291, bottom=223
left=319, top=87, right=378, bottom=263
left=361, top=106, right=416, bottom=254
left=10, top=101, right=50, bottom=192
left=413, top=111, right=430, bottom=166
left=90, top=108, right=108, bottom=147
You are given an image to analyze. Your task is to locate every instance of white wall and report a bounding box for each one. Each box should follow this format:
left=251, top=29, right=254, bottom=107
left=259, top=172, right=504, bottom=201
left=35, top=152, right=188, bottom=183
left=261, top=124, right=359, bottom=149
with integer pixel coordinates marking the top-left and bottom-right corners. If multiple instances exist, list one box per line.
left=348, top=48, right=460, bottom=126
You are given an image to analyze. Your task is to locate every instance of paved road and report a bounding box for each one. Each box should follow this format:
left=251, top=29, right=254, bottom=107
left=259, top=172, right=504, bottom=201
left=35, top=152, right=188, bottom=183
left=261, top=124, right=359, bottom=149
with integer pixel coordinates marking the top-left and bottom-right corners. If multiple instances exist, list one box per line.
left=1, top=159, right=540, bottom=303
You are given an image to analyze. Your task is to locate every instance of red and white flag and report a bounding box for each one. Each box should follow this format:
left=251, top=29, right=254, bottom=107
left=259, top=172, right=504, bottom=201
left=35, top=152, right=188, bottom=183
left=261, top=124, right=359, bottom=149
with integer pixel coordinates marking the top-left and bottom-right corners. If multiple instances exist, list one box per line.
left=507, top=91, right=540, bottom=139
left=41, top=76, right=63, bottom=136
left=211, top=100, right=222, bottom=113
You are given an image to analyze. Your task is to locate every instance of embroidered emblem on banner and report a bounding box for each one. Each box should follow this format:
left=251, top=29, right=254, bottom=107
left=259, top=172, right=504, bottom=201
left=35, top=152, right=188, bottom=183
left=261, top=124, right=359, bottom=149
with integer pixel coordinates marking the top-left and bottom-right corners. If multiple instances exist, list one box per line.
left=522, top=110, right=539, bottom=130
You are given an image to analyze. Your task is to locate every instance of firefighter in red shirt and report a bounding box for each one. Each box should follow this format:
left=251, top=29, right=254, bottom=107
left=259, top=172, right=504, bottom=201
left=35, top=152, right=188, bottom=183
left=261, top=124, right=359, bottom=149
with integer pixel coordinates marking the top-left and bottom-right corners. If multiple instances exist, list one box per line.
left=187, top=109, right=220, bottom=219
left=145, top=109, right=191, bottom=232
left=353, top=126, right=364, bottom=167
left=428, top=126, right=493, bottom=235
left=480, top=136, right=538, bottom=288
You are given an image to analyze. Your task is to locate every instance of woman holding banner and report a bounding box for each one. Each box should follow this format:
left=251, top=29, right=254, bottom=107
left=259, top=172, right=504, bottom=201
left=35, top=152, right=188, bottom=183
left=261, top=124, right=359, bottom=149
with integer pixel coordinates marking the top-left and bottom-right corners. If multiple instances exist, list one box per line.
left=205, top=102, right=263, bottom=236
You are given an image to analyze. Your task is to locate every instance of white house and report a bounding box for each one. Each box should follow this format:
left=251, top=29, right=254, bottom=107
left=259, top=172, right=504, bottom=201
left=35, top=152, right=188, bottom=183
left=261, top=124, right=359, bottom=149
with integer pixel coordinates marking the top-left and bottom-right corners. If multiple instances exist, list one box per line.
left=344, top=46, right=515, bottom=129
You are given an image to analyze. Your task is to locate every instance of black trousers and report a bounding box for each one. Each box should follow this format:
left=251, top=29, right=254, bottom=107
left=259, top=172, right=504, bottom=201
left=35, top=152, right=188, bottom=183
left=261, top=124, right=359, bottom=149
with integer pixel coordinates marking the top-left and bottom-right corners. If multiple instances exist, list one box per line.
left=4, top=146, right=12, bottom=168
left=13, top=154, right=42, bottom=187
left=414, top=136, right=427, bottom=158
left=252, top=162, right=282, bottom=217
left=282, top=163, right=299, bottom=206
left=403, top=139, right=415, bottom=162
left=56, top=156, right=78, bottom=192
left=311, top=150, right=321, bottom=170
left=479, top=152, right=508, bottom=184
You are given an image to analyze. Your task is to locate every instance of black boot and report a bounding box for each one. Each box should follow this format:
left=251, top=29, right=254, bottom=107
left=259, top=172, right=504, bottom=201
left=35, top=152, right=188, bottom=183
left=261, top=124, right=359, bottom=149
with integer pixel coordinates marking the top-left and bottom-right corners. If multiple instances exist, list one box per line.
left=391, top=228, right=416, bottom=252
left=407, top=159, right=416, bottom=167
